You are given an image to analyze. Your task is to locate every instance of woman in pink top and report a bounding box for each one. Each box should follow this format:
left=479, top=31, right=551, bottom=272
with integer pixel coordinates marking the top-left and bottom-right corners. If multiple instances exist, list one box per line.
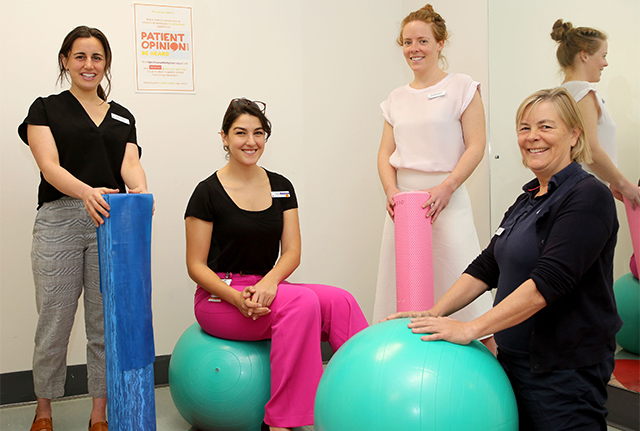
left=374, top=4, right=494, bottom=351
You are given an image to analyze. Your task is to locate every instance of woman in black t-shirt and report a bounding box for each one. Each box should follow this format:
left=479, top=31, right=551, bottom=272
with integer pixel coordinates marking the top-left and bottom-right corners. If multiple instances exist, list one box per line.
left=184, top=98, right=368, bottom=431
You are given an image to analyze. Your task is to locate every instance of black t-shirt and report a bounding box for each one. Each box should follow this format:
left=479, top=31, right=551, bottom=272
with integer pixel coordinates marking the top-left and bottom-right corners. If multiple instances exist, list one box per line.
left=18, top=90, right=139, bottom=208
left=184, top=169, right=298, bottom=274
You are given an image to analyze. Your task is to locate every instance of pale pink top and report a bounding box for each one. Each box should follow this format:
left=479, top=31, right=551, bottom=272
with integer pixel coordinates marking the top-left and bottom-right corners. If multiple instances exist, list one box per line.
left=562, top=80, right=617, bottom=167
left=381, top=73, right=480, bottom=172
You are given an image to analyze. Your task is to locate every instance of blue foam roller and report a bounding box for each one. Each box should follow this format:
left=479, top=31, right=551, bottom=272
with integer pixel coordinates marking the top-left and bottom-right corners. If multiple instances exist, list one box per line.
left=97, top=193, right=156, bottom=431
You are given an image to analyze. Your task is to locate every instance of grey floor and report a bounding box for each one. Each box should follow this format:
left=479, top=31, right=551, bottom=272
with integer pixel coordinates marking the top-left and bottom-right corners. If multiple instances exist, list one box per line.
left=0, top=386, right=314, bottom=431
left=0, top=386, right=627, bottom=431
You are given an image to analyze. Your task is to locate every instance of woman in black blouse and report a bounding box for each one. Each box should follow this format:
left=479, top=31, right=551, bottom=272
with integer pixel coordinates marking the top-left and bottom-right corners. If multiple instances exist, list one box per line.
left=19, top=26, right=149, bottom=431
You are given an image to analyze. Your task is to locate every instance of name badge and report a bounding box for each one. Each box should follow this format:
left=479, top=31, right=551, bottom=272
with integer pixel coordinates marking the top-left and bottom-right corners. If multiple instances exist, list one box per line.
left=111, top=113, right=130, bottom=125
left=209, top=278, right=231, bottom=302
left=428, top=90, right=446, bottom=100
left=271, top=191, right=290, bottom=198
left=495, top=227, right=505, bottom=236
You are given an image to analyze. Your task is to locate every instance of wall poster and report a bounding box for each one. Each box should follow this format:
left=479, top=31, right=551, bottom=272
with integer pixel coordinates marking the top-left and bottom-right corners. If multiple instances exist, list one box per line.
left=133, top=3, right=195, bottom=93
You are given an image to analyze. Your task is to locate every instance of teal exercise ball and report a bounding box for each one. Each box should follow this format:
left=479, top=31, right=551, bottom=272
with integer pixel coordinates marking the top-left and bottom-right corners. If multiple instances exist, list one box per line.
left=314, top=318, right=518, bottom=431
left=169, top=323, right=271, bottom=431
left=614, top=273, right=640, bottom=354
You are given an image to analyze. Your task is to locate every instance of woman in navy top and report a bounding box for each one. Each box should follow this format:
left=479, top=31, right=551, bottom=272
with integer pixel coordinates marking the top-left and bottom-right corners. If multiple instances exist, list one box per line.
left=385, top=87, right=621, bottom=430
left=19, top=26, right=149, bottom=431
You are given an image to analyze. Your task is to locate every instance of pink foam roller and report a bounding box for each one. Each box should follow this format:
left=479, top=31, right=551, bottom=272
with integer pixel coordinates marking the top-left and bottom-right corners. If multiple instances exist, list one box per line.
left=394, top=191, right=433, bottom=312
left=624, top=198, right=640, bottom=274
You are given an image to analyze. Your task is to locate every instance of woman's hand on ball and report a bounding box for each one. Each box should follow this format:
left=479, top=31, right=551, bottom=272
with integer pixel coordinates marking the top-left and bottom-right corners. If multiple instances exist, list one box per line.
left=381, top=310, right=432, bottom=322
left=409, top=316, right=477, bottom=345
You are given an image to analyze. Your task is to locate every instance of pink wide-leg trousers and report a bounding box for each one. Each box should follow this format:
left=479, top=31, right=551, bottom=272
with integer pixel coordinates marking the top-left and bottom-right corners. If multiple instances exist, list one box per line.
left=194, top=274, right=368, bottom=428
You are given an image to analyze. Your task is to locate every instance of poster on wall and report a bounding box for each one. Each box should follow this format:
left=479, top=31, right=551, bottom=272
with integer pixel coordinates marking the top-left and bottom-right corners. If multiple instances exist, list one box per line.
left=133, top=3, right=195, bottom=93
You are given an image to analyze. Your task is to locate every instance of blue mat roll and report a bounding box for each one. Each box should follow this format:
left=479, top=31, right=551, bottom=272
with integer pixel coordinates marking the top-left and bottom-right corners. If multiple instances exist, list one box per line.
left=97, top=193, right=156, bottom=431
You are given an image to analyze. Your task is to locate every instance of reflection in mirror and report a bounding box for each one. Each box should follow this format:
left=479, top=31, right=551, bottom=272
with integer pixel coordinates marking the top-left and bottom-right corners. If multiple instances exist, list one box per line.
left=487, top=0, right=640, bottom=418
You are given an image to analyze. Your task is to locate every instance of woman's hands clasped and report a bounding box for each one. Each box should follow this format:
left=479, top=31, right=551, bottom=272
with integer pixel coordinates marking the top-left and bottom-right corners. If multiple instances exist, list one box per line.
left=236, top=286, right=271, bottom=320
left=236, top=279, right=278, bottom=321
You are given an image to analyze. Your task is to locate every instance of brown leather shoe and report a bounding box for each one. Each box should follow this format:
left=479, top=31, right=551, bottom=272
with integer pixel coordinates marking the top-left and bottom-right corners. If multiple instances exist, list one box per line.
left=30, top=416, right=53, bottom=431
left=88, top=420, right=108, bottom=431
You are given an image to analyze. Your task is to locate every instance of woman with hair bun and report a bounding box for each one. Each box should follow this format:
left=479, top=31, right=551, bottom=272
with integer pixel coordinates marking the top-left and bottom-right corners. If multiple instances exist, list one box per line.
left=551, top=19, right=640, bottom=207
left=374, top=4, right=494, bottom=350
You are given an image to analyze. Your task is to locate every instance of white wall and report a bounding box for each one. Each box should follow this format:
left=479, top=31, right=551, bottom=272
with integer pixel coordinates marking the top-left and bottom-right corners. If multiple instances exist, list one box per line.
left=0, top=0, right=490, bottom=375
left=488, top=0, right=640, bottom=280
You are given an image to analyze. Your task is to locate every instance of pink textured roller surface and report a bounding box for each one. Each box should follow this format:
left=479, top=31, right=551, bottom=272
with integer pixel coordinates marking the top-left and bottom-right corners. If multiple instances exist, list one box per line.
left=394, top=191, right=434, bottom=312
left=624, top=198, right=640, bottom=273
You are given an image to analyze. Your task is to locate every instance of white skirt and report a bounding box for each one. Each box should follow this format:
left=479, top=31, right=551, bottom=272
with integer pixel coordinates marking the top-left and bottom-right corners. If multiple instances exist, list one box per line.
left=372, top=169, right=493, bottom=323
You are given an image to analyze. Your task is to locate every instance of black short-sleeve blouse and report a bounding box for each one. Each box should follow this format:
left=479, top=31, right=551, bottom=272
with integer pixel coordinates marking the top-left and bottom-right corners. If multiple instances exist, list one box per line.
left=18, top=90, right=140, bottom=207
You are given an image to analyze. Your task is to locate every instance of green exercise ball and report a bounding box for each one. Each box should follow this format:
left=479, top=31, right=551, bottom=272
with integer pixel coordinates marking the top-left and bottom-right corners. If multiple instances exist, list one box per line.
left=614, top=273, right=640, bottom=354
left=314, top=318, right=518, bottom=431
left=169, top=323, right=271, bottom=431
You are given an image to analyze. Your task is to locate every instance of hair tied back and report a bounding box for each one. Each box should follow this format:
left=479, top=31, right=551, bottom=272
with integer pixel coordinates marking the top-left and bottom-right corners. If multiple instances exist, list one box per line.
left=551, top=19, right=573, bottom=42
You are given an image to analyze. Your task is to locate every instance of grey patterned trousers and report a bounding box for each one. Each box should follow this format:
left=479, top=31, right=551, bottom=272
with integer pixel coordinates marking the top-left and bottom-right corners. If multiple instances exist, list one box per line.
left=31, top=197, right=106, bottom=399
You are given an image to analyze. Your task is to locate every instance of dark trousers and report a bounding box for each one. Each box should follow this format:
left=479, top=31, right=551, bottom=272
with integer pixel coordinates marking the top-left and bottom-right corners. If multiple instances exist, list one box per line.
left=497, top=349, right=614, bottom=431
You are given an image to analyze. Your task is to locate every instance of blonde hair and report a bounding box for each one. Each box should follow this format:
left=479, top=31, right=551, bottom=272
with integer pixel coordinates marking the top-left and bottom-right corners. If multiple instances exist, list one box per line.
left=397, top=4, right=448, bottom=68
left=515, top=87, right=592, bottom=166
left=551, top=19, right=606, bottom=71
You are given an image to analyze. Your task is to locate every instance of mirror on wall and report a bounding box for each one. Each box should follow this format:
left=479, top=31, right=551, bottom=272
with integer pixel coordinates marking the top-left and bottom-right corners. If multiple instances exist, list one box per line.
left=488, top=0, right=639, bottom=232
left=487, top=0, right=640, bottom=404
